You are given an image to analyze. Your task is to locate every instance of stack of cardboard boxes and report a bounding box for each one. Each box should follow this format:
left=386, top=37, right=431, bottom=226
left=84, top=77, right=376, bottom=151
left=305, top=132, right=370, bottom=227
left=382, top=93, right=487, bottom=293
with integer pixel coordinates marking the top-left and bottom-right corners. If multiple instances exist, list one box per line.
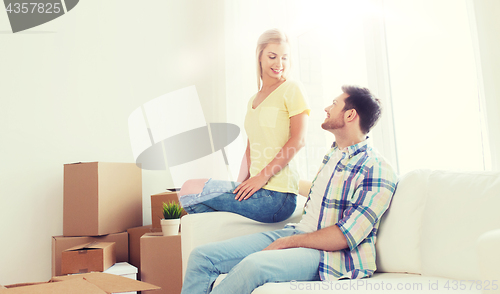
left=137, top=191, right=187, bottom=294
left=48, top=162, right=184, bottom=294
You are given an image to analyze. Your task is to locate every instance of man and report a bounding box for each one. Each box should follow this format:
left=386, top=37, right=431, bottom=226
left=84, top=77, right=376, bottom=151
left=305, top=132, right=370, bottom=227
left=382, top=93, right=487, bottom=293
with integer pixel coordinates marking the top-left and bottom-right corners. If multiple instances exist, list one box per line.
left=181, top=85, right=399, bottom=294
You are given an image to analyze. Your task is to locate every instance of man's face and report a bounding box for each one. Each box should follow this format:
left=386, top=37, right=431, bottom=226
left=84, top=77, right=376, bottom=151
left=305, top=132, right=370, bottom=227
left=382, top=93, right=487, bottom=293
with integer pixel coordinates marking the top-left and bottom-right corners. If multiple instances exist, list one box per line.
left=321, top=92, right=349, bottom=131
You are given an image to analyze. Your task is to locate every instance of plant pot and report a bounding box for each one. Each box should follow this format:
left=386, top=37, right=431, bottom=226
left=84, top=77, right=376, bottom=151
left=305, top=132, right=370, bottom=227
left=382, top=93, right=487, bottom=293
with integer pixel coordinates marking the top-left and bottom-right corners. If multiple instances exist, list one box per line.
left=161, top=218, right=180, bottom=236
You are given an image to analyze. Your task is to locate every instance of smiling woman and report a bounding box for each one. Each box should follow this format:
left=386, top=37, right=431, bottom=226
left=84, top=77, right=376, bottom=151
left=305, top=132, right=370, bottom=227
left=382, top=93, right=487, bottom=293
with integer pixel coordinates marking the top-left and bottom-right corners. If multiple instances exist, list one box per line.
left=257, top=43, right=288, bottom=88
left=255, top=31, right=290, bottom=90
left=178, top=28, right=311, bottom=223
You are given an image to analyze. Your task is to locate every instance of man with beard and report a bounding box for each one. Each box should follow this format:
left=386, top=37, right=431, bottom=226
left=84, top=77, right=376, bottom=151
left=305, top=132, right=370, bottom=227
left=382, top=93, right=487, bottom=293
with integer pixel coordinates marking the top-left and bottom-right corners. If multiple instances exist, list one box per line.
left=181, top=85, right=399, bottom=294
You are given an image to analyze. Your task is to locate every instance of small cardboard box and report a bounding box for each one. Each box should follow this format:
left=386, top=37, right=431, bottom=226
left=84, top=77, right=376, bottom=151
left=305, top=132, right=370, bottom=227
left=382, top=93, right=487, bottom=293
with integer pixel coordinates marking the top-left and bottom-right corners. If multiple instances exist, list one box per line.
left=150, top=191, right=187, bottom=229
left=104, top=262, right=137, bottom=280
left=61, top=242, right=116, bottom=275
left=127, top=225, right=161, bottom=279
left=104, top=262, right=138, bottom=294
left=140, top=233, right=182, bottom=294
left=0, top=272, right=160, bottom=294
left=52, top=232, right=128, bottom=277
left=64, top=162, right=142, bottom=236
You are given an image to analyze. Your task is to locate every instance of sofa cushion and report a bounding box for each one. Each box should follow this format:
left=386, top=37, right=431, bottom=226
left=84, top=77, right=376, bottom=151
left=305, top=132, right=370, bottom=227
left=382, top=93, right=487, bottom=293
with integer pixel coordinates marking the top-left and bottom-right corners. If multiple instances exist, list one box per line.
left=477, top=229, right=500, bottom=285
left=421, top=170, right=500, bottom=280
left=376, top=169, right=431, bottom=274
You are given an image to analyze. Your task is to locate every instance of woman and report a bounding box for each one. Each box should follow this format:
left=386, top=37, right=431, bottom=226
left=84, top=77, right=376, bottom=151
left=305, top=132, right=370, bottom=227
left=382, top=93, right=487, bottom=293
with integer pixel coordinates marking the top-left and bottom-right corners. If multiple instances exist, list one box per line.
left=178, top=28, right=310, bottom=223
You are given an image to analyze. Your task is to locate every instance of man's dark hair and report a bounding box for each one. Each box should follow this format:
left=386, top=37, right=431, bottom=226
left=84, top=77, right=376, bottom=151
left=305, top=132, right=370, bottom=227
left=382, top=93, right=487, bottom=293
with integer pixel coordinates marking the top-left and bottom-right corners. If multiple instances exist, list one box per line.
left=341, top=85, right=382, bottom=134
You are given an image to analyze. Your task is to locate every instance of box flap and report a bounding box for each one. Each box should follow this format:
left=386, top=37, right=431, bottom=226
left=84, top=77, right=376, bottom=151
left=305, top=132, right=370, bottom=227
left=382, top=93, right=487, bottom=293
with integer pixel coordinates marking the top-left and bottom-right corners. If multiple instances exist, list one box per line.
left=2, top=282, right=47, bottom=288
left=53, top=273, right=161, bottom=293
left=2, top=278, right=106, bottom=294
left=64, top=242, right=114, bottom=252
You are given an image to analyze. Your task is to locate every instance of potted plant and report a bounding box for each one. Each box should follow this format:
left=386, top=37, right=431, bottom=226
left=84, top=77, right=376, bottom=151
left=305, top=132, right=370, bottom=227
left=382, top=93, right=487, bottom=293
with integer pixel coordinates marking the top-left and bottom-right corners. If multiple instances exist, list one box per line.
left=161, top=201, right=184, bottom=236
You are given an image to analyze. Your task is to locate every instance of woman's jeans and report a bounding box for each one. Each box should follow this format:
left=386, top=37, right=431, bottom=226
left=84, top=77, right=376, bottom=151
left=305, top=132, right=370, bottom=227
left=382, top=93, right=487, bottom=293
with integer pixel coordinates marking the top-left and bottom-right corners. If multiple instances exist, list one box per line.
left=181, top=228, right=321, bottom=294
left=179, top=179, right=297, bottom=223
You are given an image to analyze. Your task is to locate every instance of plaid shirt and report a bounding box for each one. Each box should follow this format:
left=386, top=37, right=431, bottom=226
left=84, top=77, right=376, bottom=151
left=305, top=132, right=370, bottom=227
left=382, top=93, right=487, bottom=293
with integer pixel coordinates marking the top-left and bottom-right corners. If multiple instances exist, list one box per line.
left=308, top=139, right=398, bottom=280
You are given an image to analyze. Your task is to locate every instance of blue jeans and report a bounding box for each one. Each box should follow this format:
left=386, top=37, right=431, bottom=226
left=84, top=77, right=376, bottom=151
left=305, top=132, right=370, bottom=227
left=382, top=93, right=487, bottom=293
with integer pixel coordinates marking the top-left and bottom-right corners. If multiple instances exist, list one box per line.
left=181, top=229, right=321, bottom=294
left=179, top=179, right=297, bottom=223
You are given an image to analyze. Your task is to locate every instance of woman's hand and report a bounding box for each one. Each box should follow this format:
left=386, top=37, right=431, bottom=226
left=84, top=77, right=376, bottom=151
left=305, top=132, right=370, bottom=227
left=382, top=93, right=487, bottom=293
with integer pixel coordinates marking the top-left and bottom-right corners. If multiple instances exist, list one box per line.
left=233, top=173, right=269, bottom=201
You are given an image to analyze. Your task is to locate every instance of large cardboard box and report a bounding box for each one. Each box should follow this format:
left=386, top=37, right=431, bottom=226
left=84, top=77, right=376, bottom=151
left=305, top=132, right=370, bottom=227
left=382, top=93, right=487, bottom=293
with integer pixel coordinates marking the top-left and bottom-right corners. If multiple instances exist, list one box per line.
left=64, top=162, right=142, bottom=236
left=0, top=272, right=160, bottom=294
left=61, top=242, right=116, bottom=275
left=127, top=225, right=161, bottom=279
left=140, top=233, right=182, bottom=294
left=52, top=232, right=128, bottom=277
left=150, top=192, right=186, bottom=229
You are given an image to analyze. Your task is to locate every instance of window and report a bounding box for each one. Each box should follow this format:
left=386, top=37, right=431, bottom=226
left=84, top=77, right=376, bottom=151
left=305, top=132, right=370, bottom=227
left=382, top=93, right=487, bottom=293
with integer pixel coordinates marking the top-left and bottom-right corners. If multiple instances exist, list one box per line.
left=383, top=0, right=486, bottom=174
left=225, top=0, right=489, bottom=179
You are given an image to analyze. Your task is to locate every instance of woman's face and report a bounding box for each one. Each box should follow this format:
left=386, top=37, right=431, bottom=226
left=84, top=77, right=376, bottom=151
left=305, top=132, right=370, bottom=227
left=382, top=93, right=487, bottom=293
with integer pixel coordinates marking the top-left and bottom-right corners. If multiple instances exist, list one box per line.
left=259, top=42, right=290, bottom=82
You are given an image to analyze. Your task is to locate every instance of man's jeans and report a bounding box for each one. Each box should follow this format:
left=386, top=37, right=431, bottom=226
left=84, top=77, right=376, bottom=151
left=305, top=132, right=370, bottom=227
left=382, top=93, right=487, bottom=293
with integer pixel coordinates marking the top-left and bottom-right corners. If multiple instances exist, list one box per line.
left=181, top=228, right=321, bottom=294
left=179, top=179, right=297, bottom=223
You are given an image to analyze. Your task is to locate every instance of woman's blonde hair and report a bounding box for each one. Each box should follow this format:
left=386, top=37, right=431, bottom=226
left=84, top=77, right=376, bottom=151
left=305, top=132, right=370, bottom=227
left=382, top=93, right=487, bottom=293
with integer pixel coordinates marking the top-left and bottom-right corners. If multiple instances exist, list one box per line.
left=256, top=28, right=290, bottom=90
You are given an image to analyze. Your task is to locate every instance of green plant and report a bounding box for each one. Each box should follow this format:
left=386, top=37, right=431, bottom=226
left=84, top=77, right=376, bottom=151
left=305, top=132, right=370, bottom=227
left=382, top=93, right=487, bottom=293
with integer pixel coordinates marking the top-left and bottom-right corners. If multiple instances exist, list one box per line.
left=162, top=201, right=184, bottom=219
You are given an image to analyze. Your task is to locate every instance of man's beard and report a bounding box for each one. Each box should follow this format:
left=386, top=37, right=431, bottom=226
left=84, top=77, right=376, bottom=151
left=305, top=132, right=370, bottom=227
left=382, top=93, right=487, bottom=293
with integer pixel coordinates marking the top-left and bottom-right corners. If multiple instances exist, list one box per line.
left=321, top=116, right=345, bottom=131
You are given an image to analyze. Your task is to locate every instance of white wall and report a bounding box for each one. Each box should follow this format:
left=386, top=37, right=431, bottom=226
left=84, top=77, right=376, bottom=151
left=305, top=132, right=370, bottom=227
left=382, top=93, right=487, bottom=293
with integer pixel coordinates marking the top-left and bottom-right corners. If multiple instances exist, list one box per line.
left=0, top=0, right=225, bottom=284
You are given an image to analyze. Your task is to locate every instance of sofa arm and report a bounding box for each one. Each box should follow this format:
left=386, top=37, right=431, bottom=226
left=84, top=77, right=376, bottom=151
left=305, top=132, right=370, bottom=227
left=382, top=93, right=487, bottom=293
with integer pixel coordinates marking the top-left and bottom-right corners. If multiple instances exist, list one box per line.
left=180, top=196, right=306, bottom=279
left=477, top=229, right=500, bottom=294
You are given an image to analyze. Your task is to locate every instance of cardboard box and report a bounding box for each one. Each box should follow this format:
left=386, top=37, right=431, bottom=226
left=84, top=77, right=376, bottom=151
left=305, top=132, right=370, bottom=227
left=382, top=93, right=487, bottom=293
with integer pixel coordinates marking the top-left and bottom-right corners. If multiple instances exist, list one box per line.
left=52, top=232, right=128, bottom=277
left=0, top=272, right=160, bottom=294
left=150, top=192, right=186, bottom=229
left=61, top=242, right=116, bottom=275
left=140, top=233, right=182, bottom=294
left=127, top=225, right=161, bottom=279
left=64, top=162, right=142, bottom=236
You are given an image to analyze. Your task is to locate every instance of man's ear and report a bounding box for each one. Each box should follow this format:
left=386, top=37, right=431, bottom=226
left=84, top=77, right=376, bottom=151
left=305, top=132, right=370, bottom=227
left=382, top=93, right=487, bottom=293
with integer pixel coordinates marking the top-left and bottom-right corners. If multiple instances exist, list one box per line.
left=345, top=109, right=357, bottom=122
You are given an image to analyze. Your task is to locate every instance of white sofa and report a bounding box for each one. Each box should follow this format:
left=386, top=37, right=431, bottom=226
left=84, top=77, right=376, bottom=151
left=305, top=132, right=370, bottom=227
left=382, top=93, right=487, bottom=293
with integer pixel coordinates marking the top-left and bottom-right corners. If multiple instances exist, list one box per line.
left=181, top=170, right=500, bottom=293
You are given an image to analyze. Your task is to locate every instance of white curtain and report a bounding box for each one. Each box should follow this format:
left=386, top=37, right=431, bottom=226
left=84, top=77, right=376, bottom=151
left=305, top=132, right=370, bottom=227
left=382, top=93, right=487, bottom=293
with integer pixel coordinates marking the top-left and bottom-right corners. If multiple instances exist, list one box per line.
left=223, top=0, right=492, bottom=178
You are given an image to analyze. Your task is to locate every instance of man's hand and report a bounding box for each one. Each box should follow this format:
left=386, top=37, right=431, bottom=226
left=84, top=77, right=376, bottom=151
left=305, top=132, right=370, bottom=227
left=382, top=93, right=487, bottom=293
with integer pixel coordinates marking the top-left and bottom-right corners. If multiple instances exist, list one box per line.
left=262, top=236, right=297, bottom=251
left=264, top=226, right=349, bottom=252
left=233, top=173, right=269, bottom=201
